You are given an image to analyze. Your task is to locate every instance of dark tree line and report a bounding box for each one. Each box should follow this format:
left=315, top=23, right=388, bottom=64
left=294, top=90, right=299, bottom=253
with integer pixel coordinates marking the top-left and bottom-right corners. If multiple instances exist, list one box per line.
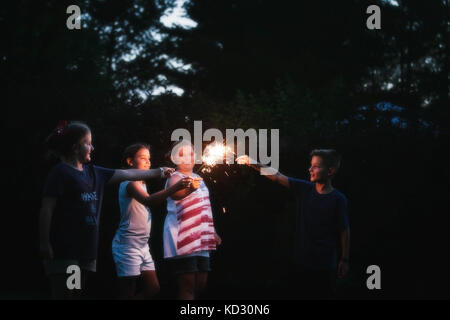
left=1, top=0, right=449, bottom=298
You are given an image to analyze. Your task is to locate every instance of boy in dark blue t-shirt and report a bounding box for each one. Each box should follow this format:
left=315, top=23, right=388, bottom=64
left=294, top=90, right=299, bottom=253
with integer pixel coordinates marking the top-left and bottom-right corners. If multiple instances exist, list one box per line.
left=237, top=149, right=350, bottom=298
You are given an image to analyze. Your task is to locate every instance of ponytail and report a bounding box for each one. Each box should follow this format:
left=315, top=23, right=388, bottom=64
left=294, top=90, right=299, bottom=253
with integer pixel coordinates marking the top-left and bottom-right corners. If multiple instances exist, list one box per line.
left=45, top=121, right=91, bottom=159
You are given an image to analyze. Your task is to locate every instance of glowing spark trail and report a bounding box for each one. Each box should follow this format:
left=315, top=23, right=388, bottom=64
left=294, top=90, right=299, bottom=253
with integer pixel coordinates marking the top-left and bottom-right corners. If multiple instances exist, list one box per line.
left=195, top=142, right=236, bottom=215
left=196, top=142, right=235, bottom=173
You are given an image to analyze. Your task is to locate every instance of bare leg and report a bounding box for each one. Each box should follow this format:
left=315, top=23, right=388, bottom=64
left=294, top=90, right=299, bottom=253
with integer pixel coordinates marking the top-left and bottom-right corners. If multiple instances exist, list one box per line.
left=177, top=273, right=196, bottom=300
left=49, top=274, right=73, bottom=300
left=195, top=272, right=208, bottom=299
left=116, top=277, right=137, bottom=300
left=49, top=271, right=87, bottom=300
left=138, top=270, right=160, bottom=300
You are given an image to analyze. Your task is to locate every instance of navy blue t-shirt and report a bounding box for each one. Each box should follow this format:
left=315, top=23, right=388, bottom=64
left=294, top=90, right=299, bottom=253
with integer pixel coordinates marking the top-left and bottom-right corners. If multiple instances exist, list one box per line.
left=288, top=177, right=349, bottom=270
left=43, top=162, right=115, bottom=260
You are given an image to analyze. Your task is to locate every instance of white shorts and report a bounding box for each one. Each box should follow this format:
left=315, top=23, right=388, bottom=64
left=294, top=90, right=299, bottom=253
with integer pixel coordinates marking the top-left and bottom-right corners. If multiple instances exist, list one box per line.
left=112, top=241, right=155, bottom=277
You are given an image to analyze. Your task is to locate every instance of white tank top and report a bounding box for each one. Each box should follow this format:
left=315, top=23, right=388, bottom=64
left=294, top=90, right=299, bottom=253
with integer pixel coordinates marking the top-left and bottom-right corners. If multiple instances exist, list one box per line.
left=113, top=181, right=151, bottom=247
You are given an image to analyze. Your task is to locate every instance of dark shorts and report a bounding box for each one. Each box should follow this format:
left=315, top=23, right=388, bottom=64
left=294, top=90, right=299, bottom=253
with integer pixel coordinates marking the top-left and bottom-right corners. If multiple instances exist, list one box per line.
left=291, top=265, right=336, bottom=299
left=168, top=256, right=211, bottom=275
left=42, top=259, right=97, bottom=275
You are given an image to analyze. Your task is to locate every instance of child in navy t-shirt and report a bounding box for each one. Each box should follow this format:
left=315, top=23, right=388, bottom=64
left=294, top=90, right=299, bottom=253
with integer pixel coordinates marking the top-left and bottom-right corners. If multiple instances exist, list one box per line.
left=43, top=162, right=114, bottom=261
left=237, top=149, right=350, bottom=299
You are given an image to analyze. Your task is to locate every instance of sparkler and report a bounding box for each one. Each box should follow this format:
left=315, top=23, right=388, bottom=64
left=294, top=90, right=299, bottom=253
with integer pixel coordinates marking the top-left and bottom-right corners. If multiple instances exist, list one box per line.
left=195, top=142, right=237, bottom=215
left=196, top=142, right=236, bottom=174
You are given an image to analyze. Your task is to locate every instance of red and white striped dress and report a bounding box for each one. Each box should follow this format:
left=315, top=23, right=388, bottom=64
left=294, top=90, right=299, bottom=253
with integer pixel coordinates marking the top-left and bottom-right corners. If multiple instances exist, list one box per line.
left=163, top=172, right=216, bottom=258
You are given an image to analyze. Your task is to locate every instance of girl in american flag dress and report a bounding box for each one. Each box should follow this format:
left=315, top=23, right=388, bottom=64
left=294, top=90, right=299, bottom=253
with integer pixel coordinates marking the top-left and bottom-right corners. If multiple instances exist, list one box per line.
left=163, top=140, right=222, bottom=300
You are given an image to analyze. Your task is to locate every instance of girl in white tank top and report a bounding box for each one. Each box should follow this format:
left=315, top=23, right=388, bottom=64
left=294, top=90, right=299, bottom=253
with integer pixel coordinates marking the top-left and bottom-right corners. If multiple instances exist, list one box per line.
left=112, top=143, right=191, bottom=299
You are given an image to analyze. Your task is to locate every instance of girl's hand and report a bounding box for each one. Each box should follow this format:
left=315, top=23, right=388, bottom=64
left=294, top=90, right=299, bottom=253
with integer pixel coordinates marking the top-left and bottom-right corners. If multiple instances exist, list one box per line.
left=190, top=177, right=203, bottom=190
left=174, top=177, right=193, bottom=191
left=236, top=155, right=250, bottom=165
left=161, top=167, right=175, bottom=178
left=40, top=242, right=54, bottom=260
left=338, top=260, right=349, bottom=279
left=214, top=233, right=222, bottom=246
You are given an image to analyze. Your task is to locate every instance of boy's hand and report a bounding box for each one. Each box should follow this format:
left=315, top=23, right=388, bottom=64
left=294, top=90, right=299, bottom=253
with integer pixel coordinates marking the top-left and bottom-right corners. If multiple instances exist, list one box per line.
left=39, top=242, right=54, bottom=260
left=190, top=177, right=203, bottom=190
left=174, top=177, right=193, bottom=190
left=236, top=155, right=250, bottom=165
left=161, top=167, right=175, bottom=178
left=214, top=233, right=222, bottom=246
left=338, top=260, right=349, bottom=279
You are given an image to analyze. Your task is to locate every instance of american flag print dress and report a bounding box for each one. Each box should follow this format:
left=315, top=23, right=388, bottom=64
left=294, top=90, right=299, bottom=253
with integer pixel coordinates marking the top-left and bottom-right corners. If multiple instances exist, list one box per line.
left=163, top=172, right=216, bottom=258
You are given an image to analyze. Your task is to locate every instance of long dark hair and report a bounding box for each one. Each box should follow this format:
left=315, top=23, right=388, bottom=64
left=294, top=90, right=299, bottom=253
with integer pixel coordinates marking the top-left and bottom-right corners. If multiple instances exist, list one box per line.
left=45, top=121, right=91, bottom=159
left=122, top=143, right=151, bottom=168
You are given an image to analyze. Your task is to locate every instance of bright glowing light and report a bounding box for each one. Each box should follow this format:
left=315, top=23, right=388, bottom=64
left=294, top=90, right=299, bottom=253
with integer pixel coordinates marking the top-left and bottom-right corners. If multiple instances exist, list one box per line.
left=198, top=142, right=235, bottom=173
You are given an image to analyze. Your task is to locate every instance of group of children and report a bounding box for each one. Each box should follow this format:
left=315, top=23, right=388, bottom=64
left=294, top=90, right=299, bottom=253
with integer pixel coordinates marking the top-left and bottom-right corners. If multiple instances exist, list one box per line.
left=40, top=120, right=350, bottom=300
left=40, top=121, right=219, bottom=299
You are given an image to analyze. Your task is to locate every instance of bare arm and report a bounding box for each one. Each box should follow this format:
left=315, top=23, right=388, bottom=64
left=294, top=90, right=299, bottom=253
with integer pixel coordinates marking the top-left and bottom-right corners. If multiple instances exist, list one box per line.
left=340, top=227, right=350, bottom=261
left=108, top=167, right=174, bottom=185
left=39, top=197, right=57, bottom=259
left=237, top=155, right=290, bottom=188
left=338, top=227, right=350, bottom=278
left=126, top=177, right=192, bottom=206
left=214, top=229, right=222, bottom=245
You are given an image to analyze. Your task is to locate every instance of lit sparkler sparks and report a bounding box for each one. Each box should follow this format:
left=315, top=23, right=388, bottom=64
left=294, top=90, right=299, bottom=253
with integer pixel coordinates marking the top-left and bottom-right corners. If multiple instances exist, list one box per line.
left=196, top=142, right=235, bottom=173
left=195, top=142, right=235, bottom=215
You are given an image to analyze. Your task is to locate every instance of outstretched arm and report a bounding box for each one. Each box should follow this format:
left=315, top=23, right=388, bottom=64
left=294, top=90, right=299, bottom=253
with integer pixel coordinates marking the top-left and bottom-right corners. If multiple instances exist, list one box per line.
left=108, top=167, right=174, bottom=185
left=126, top=177, right=193, bottom=206
left=236, top=155, right=290, bottom=188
